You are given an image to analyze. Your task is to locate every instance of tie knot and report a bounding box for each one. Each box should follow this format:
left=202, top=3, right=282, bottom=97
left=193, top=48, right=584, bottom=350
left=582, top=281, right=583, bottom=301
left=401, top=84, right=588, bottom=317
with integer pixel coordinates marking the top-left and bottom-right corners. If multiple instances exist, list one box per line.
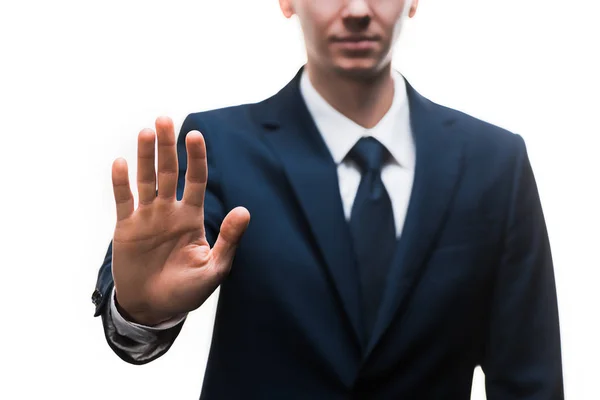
left=348, top=137, right=389, bottom=173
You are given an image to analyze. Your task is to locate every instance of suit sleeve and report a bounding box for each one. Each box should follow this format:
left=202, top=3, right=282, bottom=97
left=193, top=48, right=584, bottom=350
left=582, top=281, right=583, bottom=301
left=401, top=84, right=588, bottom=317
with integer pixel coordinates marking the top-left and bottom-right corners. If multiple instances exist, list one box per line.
left=482, top=134, right=564, bottom=399
left=91, top=113, right=226, bottom=365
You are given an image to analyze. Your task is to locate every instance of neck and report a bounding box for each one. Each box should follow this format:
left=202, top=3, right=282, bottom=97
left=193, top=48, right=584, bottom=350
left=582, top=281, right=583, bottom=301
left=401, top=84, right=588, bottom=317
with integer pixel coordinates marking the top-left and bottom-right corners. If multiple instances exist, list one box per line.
left=305, top=62, right=395, bottom=129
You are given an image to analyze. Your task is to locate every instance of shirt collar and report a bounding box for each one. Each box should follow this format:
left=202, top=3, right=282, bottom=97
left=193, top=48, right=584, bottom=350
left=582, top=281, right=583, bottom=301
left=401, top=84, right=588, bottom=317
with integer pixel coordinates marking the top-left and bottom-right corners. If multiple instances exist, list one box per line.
left=299, top=68, right=415, bottom=170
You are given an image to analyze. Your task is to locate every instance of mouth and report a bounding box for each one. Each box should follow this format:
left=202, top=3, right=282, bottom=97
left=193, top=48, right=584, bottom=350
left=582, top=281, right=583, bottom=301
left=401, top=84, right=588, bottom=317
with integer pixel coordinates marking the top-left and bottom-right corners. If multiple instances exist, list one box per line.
left=330, top=36, right=380, bottom=51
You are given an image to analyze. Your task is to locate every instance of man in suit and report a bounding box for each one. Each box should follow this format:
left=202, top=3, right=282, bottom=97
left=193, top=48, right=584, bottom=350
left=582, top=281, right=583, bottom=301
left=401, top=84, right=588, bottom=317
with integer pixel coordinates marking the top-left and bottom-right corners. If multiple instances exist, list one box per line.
left=92, top=0, right=564, bottom=398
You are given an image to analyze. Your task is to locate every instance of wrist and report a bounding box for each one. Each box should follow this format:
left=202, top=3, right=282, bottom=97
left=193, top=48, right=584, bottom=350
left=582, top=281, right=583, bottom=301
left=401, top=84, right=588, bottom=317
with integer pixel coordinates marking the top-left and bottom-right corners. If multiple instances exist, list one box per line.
left=114, top=292, right=170, bottom=327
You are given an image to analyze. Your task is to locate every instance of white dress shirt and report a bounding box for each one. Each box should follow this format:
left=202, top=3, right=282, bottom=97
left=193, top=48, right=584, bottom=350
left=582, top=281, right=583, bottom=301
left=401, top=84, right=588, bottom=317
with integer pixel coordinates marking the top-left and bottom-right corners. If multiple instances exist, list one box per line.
left=109, top=69, right=416, bottom=340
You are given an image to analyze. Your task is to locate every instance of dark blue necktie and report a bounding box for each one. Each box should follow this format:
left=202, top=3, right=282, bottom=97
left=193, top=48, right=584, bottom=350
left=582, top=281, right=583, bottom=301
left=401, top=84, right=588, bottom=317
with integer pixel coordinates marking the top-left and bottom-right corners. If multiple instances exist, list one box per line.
left=348, top=137, right=396, bottom=339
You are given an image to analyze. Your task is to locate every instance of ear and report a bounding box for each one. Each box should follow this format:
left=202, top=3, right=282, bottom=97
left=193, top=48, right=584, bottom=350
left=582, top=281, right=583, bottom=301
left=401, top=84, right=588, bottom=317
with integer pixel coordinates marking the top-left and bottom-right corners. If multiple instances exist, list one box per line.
left=408, top=0, right=419, bottom=18
left=279, top=0, right=295, bottom=19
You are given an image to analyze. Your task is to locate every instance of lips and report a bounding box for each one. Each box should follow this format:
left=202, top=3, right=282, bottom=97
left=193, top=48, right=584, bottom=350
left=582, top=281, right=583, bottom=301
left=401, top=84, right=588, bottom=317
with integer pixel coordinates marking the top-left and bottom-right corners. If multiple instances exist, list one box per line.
left=332, top=36, right=379, bottom=43
left=331, top=37, right=379, bottom=51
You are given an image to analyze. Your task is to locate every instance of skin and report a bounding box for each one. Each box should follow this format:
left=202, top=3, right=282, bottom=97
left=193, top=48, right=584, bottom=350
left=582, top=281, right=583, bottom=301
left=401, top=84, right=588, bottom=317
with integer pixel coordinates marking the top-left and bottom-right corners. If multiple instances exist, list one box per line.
left=111, top=0, right=418, bottom=325
left=280, top=0, right=419, bottom=127
left=111, top=123, right=251, bottom=325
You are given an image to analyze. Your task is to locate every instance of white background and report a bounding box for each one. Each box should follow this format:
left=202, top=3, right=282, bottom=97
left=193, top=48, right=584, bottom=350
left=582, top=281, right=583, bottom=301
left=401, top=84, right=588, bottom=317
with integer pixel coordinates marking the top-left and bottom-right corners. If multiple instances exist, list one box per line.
left=1, top=0, right=598, bottom=398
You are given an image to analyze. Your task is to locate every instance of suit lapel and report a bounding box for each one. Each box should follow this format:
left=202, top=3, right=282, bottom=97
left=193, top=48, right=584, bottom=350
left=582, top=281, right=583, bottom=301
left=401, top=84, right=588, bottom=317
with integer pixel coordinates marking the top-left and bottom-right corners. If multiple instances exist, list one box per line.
left=253, top=70, right=466, bottom=355
left=256, top=69, right=364, bottom=346
left=365, top=81, right=466, bottom=357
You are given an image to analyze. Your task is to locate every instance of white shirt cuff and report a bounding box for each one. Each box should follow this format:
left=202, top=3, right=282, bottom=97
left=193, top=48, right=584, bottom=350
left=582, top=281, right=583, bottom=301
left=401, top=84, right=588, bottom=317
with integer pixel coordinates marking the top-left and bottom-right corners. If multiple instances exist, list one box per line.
left=110, top=287, right=187, bottom=342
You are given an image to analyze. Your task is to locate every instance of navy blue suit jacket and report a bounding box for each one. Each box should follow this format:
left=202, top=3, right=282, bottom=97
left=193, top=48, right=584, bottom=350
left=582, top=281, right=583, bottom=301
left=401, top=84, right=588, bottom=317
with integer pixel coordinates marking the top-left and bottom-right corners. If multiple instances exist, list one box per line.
left=93, top=68, right=563, bottom=399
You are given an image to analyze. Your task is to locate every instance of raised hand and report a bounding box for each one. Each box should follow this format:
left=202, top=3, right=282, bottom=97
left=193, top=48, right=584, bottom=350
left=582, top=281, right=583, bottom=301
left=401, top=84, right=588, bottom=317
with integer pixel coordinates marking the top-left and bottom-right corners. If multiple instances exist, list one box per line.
left=110, top=116, right=250, bottom=326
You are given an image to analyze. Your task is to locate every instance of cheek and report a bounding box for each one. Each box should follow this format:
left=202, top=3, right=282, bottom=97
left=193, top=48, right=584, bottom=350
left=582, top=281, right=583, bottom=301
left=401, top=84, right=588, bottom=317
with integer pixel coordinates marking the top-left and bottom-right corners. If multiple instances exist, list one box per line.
left=391, top=17, right=405, bottom=40
left=299, top=19, right=328, bottom=53
left=374, top=0, right=410, bottom=23
left=374, top=0, right=410, bottom=41
left=296, top=0, right=342, bottom=23
left=306, top=0, right=343, bottom=14
left=297, top=6, right=340, bottom=50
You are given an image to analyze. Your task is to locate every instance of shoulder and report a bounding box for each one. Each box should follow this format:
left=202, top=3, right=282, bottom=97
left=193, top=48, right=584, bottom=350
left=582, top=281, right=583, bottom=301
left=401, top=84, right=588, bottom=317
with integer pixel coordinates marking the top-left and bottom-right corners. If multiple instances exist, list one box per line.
left=439, top=100, right=523, bottom=145
left=180, top=103, right=258, bottom=137
left=411, top=91, right=530, bottom=185
left=424, top=97, right=527, bottom=163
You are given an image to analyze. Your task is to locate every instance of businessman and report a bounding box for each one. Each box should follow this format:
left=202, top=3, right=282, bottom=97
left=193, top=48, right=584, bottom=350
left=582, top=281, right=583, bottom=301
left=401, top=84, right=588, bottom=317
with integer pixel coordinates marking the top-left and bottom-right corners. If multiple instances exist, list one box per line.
left=92, top=0, right=564, bottom=398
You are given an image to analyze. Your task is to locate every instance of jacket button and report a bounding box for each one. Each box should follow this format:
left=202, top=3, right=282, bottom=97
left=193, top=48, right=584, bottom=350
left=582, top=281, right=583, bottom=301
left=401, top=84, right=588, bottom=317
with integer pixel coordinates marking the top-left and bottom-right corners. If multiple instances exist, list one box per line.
left=91, top=289, right=103, bottom=306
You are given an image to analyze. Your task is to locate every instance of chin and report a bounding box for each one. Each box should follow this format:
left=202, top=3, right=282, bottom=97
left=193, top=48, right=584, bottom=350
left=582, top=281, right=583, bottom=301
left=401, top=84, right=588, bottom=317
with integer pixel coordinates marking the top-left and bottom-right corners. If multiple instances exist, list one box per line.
left=332, top=57, right=388, bottom=80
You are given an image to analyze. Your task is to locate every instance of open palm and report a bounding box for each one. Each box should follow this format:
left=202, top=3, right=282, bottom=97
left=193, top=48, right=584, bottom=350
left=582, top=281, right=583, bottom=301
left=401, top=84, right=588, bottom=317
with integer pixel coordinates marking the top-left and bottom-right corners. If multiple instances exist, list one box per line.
left=110, top=117, right=250, bottom=326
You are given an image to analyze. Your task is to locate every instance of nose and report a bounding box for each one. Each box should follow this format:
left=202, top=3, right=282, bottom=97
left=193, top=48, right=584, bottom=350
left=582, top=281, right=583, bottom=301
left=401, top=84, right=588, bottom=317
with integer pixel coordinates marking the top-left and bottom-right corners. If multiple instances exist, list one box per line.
left=346, top=0, right=370, bottom=15
left=342, top=0, right=372, bottom=31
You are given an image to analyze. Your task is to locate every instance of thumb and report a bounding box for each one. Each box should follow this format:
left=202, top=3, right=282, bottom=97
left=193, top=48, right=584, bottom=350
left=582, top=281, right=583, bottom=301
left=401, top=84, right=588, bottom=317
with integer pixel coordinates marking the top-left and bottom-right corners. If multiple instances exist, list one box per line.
left=211, top=206, right=251, bottom=269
